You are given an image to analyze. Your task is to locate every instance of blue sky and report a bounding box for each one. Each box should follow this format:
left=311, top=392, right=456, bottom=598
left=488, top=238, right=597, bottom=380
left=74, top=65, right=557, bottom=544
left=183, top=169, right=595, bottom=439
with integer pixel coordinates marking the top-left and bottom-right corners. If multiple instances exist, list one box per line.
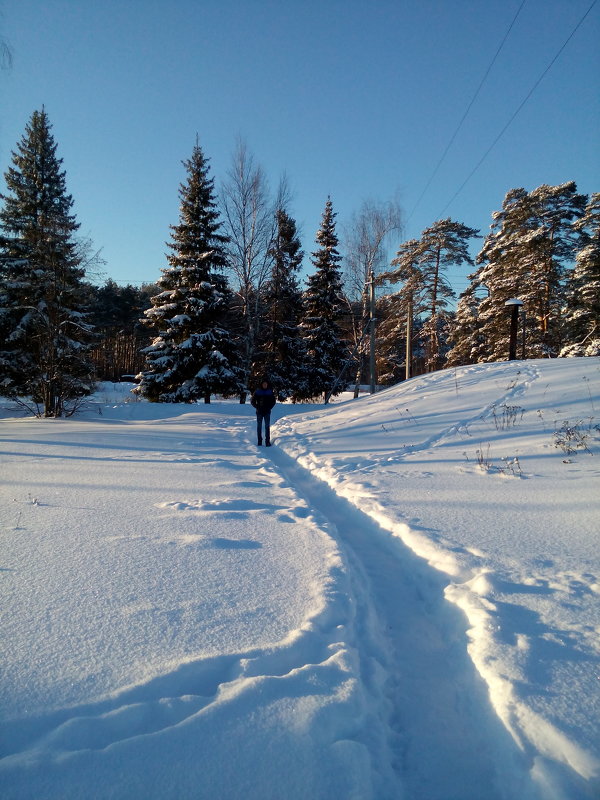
left=1, top=0, right=598, bottom=296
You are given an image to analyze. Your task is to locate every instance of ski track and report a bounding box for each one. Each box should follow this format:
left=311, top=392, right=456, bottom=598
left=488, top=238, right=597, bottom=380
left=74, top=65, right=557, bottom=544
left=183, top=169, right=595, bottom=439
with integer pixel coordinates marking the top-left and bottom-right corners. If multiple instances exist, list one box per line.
left=343, top=361, right=542, bottom=468
left=263, top=436, right=541, bottom=800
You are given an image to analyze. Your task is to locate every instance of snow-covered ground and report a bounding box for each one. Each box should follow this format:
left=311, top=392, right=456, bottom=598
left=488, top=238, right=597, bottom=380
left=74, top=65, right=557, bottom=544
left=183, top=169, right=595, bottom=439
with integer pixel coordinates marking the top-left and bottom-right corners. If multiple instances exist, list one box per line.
left=1, top=359, right=598, bottom=800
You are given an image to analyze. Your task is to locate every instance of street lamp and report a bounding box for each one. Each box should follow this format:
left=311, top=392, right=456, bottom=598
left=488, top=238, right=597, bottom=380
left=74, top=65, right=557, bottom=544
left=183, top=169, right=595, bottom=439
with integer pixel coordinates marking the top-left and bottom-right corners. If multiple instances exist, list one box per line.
left=505, top=298, right=523, bottom=361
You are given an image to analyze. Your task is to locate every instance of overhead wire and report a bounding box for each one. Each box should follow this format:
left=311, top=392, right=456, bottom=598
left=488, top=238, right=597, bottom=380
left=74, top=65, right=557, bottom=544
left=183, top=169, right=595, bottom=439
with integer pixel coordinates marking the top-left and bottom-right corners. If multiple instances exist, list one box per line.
left=437, top=0, right=599, bottom=218
left=406, top=0, right=527, bottom=227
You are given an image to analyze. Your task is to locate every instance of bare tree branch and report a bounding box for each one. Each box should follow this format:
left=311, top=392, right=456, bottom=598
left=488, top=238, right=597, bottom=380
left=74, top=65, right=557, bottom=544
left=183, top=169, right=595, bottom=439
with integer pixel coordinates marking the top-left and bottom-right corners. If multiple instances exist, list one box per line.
left=343, top=198, right=403, bottom=302
left=220, top=139, right=274, bottom=304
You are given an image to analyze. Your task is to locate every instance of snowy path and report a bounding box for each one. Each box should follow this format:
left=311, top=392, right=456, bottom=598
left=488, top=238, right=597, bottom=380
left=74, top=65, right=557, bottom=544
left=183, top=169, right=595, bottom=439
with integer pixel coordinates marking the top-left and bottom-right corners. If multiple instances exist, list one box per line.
left=1, top=360, right=598, bottom=799
left=0, top=409, right=371, bottom=798
left=1, top=404, right=535, bottom=799
left=272, top=359, right=600, bottom=800
left=268, top=443, right=538, bottom=800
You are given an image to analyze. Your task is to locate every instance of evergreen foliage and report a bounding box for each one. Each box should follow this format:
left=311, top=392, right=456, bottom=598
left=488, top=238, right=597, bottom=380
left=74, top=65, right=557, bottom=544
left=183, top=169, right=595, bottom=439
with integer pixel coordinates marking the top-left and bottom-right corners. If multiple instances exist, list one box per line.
left=375, top=293, right=408, bottom=384
left=301, top=198, right=348, bottom=401
left=4, top=112, right=591, bottom=405
left=561, top=193, right=600, bottom=356
left=91, top=280, right=154, bottom=329
left=135, top=142, right=243, bottom=403
left=257, top=209, right=309, bottom=399
left=385, top=219, right=479, bottom=372
left=0, top=109, right=95, bottom=416
left=472, top=183, right=587, bottom=361
left=445, top=284, right=483, bottom=366
left=88, top=280, right=156, bottom=381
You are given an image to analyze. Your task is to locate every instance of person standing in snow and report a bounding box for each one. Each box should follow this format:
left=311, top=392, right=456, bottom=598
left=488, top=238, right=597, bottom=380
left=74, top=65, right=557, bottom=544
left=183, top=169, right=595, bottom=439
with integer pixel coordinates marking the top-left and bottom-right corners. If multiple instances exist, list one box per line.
left=251, top=378, right=276, bottom=446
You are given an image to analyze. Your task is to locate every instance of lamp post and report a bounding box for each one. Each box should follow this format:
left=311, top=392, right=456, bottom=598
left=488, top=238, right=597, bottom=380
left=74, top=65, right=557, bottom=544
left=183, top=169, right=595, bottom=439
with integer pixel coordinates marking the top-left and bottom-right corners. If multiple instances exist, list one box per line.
left=505, top=298, right=523, bottom=361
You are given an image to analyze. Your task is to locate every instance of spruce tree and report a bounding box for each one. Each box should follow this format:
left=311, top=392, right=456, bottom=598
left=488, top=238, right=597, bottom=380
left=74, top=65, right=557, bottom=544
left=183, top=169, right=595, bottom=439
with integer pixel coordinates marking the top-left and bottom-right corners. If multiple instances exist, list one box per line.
left=561, top=193, right=600, bottom=356
left=300, top=198, right=348, bottom=401
left=135, top=142, right=243, bottom=403
left=257, top=209, right=309, bottom=398
left=0, top=109, right=95, bottom=417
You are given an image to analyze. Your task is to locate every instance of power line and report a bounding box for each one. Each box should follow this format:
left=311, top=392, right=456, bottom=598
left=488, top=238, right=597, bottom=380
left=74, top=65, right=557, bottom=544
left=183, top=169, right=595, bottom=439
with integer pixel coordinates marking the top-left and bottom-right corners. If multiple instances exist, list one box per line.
left=437, top=0, right=598, bottom=218
left=406, top=0, right=527, bottom=226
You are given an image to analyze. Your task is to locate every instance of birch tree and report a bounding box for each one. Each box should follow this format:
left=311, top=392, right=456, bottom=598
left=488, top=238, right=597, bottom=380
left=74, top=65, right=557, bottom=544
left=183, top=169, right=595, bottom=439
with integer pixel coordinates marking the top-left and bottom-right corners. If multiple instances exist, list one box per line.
left=220, top=140, right=279, bottom=392
left=343, top=198, right=402, bottom=393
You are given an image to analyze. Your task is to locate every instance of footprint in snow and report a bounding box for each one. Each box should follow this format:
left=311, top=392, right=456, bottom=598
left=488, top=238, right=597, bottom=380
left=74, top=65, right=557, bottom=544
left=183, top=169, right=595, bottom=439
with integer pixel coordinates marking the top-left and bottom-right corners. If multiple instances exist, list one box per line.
left=207, top=537, right=262, bottom=550
left=157, top=498, right=285, bottom=515
left=290, top=506, right=311, bottom=519
left=165, top=533, right=262, bottom=549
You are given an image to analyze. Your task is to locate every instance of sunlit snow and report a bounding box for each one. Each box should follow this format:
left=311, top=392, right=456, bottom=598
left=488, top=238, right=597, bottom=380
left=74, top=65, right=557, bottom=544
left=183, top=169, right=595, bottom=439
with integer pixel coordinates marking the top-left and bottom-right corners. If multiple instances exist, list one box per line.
left=1, top=358, right=598, bottom=799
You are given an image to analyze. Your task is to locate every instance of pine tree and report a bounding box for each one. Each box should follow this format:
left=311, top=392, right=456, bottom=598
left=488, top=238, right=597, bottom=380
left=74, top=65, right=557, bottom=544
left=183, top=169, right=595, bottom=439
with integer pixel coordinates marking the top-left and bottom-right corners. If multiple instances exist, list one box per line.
left=385, top=220, right=479, bottom=372
left=300, top=198, right=348, bottom=401
left=561, top=193, right=600, bottom=356
left=257, top=209, right=309, bottom=398
left=375, top=293, right=408, bottom=384
left=135, top=142, right=243, bottom=403
left=475, top=183, right=587, bottom=360
left=445, top=283, right=483, bottom=366
left=0, top=109, right=95, bottom=417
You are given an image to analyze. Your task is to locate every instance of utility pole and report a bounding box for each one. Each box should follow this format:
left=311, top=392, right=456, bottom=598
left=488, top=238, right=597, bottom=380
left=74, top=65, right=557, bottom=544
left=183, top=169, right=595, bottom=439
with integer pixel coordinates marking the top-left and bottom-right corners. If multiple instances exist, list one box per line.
left=369, top=269, right=376, bottom=394
left=405, top=297, right=413, bottom=381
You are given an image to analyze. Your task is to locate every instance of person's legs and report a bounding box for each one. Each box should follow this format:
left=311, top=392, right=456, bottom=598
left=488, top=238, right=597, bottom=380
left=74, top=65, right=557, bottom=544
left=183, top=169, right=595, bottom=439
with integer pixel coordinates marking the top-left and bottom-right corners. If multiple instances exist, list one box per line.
left=256, top=412, right=264, bottom=445
left=264, top=413, right=271, bottom=446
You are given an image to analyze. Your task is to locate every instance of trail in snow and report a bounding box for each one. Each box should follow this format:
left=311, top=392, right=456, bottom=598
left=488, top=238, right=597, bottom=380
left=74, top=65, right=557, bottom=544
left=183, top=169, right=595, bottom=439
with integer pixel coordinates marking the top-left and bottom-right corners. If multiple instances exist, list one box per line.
left=270, top=359, right=600, bottom=799
left=264, top=440, right=540, bottom=800
left=1, top=361, right=598, bottom=799
left=1, top=411, right=371, bottom=799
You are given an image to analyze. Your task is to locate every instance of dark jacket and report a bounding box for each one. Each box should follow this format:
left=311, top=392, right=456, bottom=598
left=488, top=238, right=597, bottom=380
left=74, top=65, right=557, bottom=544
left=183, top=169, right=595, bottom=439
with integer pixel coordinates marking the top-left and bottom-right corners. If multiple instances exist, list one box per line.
left=251, top=386, right=276, bottom=413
